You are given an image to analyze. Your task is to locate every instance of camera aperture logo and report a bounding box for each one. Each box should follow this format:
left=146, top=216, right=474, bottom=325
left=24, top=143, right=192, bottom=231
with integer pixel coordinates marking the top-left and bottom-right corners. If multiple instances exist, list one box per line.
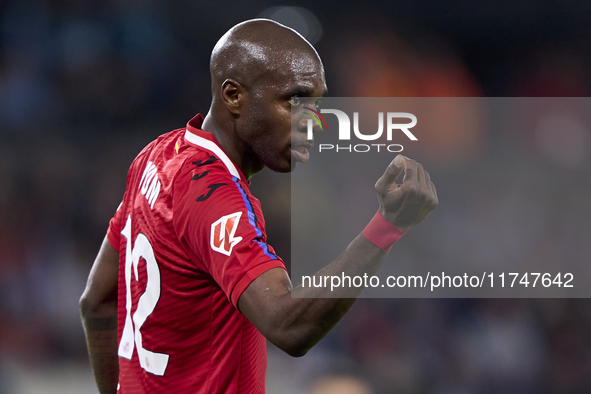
left=305, top=108, right=417, bottom=153
left=303, top=107, right=328, bottom=132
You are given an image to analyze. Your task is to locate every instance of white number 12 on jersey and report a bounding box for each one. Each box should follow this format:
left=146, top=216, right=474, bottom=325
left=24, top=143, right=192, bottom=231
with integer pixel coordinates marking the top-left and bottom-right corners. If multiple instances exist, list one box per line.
left=118, top=215, right=169, bottom=376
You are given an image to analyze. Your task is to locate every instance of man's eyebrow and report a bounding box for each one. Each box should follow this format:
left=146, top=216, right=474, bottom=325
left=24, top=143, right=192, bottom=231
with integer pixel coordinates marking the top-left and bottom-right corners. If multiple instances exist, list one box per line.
left=288, top=87, right=315, bottom=97
left=287, top=87, right=326, bottom=98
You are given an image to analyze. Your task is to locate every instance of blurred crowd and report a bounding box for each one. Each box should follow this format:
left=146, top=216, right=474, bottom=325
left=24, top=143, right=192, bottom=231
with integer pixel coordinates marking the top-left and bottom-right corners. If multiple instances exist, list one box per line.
left=1, top=0, right=590, bottom=393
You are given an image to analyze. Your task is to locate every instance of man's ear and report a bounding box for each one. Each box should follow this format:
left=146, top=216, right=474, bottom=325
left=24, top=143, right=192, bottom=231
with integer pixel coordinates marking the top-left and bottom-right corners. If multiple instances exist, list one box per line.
left=220, top=78, right=246, bottom=116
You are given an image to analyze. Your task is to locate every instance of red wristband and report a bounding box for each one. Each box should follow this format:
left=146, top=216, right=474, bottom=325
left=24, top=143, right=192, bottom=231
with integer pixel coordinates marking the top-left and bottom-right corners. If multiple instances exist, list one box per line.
left=361, top=211, right=405, bottom=252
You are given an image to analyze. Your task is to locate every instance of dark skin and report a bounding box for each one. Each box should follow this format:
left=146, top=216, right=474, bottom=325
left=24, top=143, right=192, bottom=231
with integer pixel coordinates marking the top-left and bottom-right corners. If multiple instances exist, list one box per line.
left=80, top=236, right=119, bottom=394
left=80, top=19, right=438, bottom=392
left=203, top=19, right=327, bottom=177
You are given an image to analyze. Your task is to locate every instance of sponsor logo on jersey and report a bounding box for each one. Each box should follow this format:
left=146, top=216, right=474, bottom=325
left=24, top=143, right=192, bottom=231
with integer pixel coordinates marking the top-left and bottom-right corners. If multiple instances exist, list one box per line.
left=210, top=211, right=243, bottom=256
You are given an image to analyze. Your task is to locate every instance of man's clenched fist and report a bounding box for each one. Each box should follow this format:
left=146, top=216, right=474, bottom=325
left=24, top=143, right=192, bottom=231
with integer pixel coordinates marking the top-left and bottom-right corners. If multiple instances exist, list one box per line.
left=374, top=154, right=438, bottom=232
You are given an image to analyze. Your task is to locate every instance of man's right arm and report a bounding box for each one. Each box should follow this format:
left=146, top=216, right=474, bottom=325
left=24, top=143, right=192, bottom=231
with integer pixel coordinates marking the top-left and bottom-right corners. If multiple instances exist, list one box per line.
left=238, top=155, right=438, bottom=357
left=79, top=236, right=120, bottom=394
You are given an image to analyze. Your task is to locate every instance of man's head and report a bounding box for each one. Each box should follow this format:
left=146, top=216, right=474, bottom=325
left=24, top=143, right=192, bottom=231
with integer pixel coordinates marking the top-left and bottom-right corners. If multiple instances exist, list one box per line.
left=208, top=19, right=327, bottom=175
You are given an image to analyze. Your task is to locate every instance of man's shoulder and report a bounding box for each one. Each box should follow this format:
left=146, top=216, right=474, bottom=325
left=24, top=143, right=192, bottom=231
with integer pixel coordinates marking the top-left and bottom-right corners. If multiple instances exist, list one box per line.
left=174, top=155, right=249, bottom=212
left=172, top=143, right=238, bottom=192
left=129, top=126, right=230, bottom=181
left=175, top=127, right=249, bottom=194
left=138, top=127, right=185, bottom=155
left=127, top=127, right=185, bottom=174
left=126, top=123, right=252, bottom=209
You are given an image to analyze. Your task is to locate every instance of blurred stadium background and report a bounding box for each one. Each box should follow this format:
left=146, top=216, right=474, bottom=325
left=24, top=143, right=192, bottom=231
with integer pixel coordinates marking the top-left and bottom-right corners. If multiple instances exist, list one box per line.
left=1, top=0, right=591, bottom=393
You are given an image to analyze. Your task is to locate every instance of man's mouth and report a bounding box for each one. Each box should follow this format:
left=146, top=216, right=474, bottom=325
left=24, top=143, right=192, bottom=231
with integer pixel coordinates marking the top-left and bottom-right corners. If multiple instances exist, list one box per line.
left=290, top=142, right=313, bottom=163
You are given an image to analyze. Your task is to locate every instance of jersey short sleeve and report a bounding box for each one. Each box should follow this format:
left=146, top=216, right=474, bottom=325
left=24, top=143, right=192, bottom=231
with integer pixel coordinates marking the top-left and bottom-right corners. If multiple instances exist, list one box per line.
left=106, top=146, right=151, bottom=254
left=107, top=163, right=138, bottom=253
left=107, top=200, right=125, bottom=253
left=173, top=159, right=285, bottom=308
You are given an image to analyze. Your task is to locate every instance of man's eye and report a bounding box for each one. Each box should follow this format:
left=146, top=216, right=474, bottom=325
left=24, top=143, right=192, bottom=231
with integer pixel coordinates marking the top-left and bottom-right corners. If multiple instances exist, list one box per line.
left=290, top=96, right=301, bottom=106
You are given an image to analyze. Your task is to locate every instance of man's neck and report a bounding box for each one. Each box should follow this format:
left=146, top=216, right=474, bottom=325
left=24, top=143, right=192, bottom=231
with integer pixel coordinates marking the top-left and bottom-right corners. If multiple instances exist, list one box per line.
left=201, top=112, right=263, bottom=181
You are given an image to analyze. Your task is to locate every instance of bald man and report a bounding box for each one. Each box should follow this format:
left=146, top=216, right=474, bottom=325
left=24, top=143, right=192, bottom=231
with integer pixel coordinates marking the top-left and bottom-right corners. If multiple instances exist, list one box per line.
left=79, top=19, right=437, bottom=393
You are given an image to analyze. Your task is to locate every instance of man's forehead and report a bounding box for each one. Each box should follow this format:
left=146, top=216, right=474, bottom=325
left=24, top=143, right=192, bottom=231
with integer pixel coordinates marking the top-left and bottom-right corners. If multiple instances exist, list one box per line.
left=266, top=51, right=325, bottom=91
left=282, top=50, right=322, bottom=74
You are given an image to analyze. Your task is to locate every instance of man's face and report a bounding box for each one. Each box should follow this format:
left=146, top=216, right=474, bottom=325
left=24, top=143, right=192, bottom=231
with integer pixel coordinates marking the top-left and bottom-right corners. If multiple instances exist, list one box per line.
left=238, top=53, right=327, bottom=173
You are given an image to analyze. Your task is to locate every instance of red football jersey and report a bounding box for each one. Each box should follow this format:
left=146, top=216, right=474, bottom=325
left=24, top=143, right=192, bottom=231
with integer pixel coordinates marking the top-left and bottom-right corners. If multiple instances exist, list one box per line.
left=107, top=114, right=286, bottom=393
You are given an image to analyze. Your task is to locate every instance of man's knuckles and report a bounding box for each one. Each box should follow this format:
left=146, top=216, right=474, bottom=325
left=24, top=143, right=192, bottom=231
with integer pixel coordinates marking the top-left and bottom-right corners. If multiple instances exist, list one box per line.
left=400, top=182, right=423, bottom=197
